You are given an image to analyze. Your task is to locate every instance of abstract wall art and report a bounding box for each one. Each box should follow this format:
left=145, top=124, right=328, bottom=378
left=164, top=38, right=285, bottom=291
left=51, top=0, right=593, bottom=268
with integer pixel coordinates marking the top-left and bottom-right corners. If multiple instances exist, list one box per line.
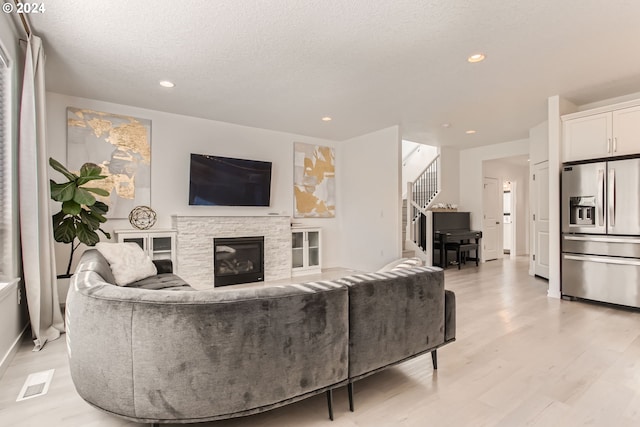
left=66, top=107, right=151, bottom=218
left=293, top=142, right=335, bottom=218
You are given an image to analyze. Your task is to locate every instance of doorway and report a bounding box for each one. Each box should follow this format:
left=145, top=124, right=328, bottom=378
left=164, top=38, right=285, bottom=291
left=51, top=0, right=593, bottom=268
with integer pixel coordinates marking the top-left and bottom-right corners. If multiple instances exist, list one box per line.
left=482, top=177, right=500, bottom=261
left=482, top=155, right=530, bottom=262
left=503, top=181, right=514, bottom=256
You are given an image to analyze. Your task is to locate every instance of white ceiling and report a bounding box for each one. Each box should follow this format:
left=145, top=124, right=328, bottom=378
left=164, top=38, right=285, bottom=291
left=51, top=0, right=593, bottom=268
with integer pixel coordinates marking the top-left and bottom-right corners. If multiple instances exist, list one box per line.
left=27, top=0, right=640, bottom=148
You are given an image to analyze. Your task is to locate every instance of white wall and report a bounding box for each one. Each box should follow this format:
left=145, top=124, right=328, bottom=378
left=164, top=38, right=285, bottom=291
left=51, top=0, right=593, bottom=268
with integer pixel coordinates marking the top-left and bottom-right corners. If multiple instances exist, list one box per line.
left=340, top=126, right=402, bottom=271
left=0, top=13, right=29, bottom=379
left=402, top=143, right=460, bottom=206
left=438, top=146, right=460, bottom=206
left=578, top=90, right=640, bottom=111
left=548, top=95, right=577, bottom=298
left=529, top=121, right=549, bottom=166
left=482, top=158, right=530, bottom=256
left=46, top=93, right=345, bottom=274
left=402, top=141, right=438, bottom=197
left=459, top=139, right=530, bottom=232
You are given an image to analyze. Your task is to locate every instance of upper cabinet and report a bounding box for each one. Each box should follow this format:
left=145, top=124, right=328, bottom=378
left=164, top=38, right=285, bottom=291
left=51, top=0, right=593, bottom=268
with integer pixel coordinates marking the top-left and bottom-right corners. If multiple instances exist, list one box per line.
left=563, top=103, right=640, bottom=162
left=563, top=112, right=612, bottom=162
left=612, top=105, right=640, bottom=156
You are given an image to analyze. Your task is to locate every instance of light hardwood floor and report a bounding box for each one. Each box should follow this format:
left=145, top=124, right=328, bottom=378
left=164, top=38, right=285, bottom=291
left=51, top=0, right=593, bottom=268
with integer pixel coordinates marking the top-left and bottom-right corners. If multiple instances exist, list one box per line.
left=1, top=257, right=639, bottom=426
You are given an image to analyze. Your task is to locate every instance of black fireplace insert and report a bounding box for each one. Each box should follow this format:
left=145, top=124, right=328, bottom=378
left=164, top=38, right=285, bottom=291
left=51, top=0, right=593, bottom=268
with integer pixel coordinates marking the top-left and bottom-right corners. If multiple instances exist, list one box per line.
left=213, top=236, right=265, bottom=286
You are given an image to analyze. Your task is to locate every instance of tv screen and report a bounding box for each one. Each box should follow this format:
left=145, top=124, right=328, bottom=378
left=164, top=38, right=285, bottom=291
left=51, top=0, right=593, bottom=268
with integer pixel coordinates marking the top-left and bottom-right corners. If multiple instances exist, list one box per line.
left=189, top=154, right=272, bottom=206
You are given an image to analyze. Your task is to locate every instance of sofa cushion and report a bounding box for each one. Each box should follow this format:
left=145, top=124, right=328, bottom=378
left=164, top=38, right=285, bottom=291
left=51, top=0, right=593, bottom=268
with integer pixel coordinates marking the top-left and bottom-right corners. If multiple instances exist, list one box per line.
left=95, top=242, right=157, bottom=286
left=338, top=267, right=445, bottom=379
left=127, top=273, right=194, bottom=291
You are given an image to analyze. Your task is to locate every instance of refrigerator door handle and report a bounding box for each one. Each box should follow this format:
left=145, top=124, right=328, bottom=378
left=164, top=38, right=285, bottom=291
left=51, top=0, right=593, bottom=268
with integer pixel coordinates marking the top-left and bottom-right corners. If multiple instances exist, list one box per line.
left=563, top=235, right=640, bottom=244
left=564, top=254, right=640, bottom=267
left=597, top=168, right=605, bottom=227
left=609, top=168, right=615, bottom=228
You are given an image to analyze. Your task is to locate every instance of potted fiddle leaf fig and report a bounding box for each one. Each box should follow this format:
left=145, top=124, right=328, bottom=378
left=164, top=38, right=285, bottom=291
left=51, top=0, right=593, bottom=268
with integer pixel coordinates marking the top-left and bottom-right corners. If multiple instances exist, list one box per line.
left=49, top=157, right=112, bottom=277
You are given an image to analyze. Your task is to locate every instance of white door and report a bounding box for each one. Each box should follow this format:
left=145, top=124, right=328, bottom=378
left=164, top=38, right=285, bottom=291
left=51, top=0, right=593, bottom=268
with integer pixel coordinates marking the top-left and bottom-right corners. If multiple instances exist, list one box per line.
left=502, top=185, right=512, bottom=254
left=482, top=177, right=501, bottom=261
left=533, top=162, right=550, bottom=279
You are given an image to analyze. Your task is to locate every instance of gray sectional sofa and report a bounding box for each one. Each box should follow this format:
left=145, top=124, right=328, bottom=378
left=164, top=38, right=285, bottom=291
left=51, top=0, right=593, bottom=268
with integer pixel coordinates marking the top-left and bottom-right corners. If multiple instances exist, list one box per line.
left=66, top=249, right=455, bottom=425
left=336, top=269, right=456, bottom=411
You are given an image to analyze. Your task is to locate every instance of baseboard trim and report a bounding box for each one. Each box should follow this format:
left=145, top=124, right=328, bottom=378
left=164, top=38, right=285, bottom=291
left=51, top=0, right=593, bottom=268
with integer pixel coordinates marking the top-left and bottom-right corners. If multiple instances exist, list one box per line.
left=0, top=323, right=29, bottom=381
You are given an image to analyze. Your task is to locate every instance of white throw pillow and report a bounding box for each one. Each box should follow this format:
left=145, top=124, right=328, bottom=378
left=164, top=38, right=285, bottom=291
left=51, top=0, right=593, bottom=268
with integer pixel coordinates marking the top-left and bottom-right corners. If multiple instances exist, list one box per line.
left=95, top=242, right=157, bottom=286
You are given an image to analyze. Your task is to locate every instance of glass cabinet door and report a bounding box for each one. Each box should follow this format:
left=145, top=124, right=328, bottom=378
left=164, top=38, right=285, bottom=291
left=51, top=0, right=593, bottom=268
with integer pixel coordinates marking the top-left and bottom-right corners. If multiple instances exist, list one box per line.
left=151, top=236, right=172, bottom=260
left=307, top=231, right=320, bottom=267
left=292, top=232, right=304, bottom=268
left=116, top=230, right=176, bottom=268
left=123, top=237, right=145, bottom=251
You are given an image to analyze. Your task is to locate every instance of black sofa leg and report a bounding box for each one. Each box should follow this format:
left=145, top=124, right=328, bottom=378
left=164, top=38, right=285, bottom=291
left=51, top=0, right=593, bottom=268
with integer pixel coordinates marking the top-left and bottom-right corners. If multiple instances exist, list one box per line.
left=348, top=382, right=354, bottom=412
left=431, top=349, right=438, bottom=370
left=326, top=389, right=334, bottom=421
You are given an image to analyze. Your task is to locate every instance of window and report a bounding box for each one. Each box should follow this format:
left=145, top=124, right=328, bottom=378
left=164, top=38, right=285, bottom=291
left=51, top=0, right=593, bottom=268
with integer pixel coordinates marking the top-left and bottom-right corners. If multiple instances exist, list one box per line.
left=0, top=45, right=10, bottom=280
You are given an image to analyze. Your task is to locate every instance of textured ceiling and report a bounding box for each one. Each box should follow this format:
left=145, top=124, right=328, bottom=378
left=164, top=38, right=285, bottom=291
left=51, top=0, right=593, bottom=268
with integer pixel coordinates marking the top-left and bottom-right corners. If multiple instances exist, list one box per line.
left=28, top=0, right=640, bottom=147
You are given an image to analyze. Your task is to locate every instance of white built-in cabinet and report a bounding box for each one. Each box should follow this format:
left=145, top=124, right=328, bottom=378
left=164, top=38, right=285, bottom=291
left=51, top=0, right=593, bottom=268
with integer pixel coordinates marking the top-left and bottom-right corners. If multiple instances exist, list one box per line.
left=562, top=104, right=640, bottom=162
left=612, top=106, right=640, bottom=156
left=291, top=227, right=321, bottom=276
left=114, top=229, right=177, bottom=267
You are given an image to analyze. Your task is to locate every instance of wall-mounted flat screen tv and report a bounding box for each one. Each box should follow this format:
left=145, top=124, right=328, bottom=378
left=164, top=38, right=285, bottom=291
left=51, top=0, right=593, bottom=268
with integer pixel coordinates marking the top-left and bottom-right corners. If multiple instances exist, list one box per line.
left=189, top=153, right=272, bottom=206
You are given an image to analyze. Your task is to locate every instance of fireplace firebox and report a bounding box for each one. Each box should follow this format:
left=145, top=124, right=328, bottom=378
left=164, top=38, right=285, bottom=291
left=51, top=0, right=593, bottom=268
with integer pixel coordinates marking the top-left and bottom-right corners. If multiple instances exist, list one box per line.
left=213, top=236, right=265, bottom=286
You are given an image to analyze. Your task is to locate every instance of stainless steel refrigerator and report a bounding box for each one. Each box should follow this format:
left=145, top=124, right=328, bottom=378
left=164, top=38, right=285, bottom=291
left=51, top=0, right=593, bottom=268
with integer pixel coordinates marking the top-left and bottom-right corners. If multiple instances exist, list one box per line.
left=561, top=156, right=640, bottom=308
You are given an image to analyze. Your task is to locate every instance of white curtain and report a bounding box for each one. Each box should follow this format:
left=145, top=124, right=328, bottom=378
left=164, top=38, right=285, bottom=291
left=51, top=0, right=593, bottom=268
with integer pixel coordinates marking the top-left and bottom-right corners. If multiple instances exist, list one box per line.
left=19, top=35, right=64, bottom=351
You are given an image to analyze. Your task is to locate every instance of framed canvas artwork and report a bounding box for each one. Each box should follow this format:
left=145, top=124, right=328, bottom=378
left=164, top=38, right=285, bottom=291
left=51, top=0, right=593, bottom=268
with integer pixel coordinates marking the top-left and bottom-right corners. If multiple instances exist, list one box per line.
left=67, top=107, right=151, bottom=218
left=293, top=142, right=335, bottom=218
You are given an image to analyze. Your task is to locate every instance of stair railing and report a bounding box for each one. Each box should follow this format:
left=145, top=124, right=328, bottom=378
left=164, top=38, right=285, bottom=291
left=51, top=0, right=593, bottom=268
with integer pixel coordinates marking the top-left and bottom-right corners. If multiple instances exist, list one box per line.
left=406, top=154, right=440, bottom=259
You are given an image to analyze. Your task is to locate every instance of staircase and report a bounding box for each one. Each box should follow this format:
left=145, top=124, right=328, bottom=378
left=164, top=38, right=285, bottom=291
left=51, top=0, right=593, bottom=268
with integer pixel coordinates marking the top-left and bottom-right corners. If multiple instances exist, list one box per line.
left=405, top=154, right=440, bottom=263
left=401, top=199, right=413, bottom=258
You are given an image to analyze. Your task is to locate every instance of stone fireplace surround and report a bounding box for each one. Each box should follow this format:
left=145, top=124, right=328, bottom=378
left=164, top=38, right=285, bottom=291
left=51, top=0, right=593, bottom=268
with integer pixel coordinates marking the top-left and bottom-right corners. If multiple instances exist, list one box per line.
left=172, top=215, right=292, bottom=287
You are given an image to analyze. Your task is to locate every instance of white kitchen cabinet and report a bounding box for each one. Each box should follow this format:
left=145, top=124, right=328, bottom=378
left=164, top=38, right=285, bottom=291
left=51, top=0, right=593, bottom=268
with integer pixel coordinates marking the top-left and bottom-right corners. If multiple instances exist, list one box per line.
left=562, top=112, right=612, bottom=162
left=291, top=227, right=321, bottom=276
left=611, top=105, right=640, bottom=156
left=562, top=104, right=640, bottom=162
left=114, top=229, right=177, bottom=267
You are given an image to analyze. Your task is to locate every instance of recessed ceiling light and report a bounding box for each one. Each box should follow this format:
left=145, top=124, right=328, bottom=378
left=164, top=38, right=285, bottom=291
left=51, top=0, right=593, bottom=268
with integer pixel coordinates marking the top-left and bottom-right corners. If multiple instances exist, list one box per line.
left=442, top=123, right=451, bottom=128
left=465, top=130, right=476, bottom=134
left=467, top=53, right=485, bottom=63
left=322, top=116, right=332, bottom=122
left=159, top=80, right=175, bottom=88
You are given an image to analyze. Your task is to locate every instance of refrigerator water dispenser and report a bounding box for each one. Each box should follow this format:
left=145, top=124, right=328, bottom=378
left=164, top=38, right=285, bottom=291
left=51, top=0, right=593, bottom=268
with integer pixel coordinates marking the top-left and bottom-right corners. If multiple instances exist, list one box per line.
left=569, top=196, right=596, bottom=226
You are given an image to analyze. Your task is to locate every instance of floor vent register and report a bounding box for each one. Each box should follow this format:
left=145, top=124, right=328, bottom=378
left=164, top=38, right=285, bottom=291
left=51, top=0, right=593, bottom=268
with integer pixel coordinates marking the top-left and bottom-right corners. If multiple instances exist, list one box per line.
left=16, top=369, right=55, bottom=401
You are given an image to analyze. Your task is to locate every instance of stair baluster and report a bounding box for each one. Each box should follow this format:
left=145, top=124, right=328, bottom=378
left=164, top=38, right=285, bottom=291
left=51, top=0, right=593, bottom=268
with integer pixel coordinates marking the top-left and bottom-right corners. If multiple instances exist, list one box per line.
left=406, top=154, right=440, bottom=261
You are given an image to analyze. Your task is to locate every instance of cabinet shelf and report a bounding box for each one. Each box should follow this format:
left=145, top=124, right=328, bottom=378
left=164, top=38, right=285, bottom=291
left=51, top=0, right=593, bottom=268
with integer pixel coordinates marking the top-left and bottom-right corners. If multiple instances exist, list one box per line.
left=292, top=228, right=322, bottom=276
